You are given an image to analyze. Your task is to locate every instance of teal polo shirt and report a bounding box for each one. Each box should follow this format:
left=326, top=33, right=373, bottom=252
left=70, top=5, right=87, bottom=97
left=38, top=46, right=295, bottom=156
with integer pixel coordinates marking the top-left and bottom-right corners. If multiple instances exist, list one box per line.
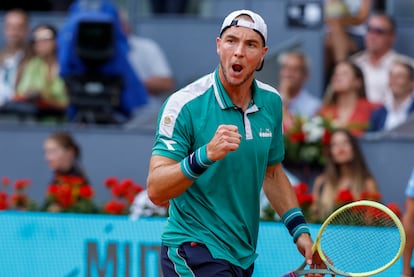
left=152, top=69, right=285, bottom=269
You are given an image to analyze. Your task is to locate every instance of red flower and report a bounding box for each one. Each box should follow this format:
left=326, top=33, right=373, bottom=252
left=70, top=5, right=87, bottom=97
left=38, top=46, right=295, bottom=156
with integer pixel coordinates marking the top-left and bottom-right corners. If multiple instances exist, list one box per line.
left=297, top=193, right=313, bottom=206
left=103, top=178, right=145, bottom=215
left=13, top=179, right=30, bottom=191
left=104, top=200, right=125, bottom=215
left=54, top=185, right=75, bottom=209
left=359, top=190, right=381, bottom=202
left=386, top=202, right=402, bottom=219
left=10, top=193, right=28, bottom=208
left=289, top=131, right=305, bottom=143
left=294, top=182, right=309, bottom=195
left=0, top=178, right=33, bottom=210
left=292, top=182, right=313, bottom=222
left=47, top=184, right=60, bottom=196
left=336, top=189, right=354, bottom=205
left=111, top=184, right=125, bottom=198
left=1, top=177, right=10, bottom=187
left=321, top=129, right=331, bottom=145
left=104, top=177, right=119, bottom=188
left=0, top=191, right=8, bottom=210
left=79, top=185, right=94, bottom=199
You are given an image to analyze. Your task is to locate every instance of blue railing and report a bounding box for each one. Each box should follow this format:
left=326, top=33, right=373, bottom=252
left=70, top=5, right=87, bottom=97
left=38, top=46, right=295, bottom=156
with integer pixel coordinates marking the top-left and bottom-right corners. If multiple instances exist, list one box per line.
left=0, top=212, right=403, bottom=277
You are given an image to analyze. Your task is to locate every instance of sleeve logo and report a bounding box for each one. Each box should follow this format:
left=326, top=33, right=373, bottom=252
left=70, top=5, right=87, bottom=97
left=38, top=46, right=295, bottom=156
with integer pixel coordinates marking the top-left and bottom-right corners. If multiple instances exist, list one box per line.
left=162, top=115, right=172, bottom=126
left=160, top=139, right=177, bottom=151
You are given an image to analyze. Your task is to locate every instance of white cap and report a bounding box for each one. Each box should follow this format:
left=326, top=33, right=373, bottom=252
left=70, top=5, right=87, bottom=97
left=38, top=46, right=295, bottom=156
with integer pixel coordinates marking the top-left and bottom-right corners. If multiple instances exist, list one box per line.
left=220, top=9, right=267, bottom=44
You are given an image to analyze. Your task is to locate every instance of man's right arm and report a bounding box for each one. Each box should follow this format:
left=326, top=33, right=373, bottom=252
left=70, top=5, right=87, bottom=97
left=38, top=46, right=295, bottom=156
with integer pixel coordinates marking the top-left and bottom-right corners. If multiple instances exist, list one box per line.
left=402, top=197, right=414, bottom=277
left=147, top=155, right=193, bottom=206
left=147, top=124, right=241, bottom=206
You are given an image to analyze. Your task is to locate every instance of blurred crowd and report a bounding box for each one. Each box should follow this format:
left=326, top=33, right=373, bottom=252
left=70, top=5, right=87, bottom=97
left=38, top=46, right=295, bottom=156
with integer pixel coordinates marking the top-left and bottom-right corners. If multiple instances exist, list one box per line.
left=0, top=0, right=175, bottom=126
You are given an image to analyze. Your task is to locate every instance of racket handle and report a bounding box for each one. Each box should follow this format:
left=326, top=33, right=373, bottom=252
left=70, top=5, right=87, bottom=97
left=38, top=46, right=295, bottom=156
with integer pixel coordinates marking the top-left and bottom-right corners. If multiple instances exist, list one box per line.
left=279, top=271, right=298, bottom=277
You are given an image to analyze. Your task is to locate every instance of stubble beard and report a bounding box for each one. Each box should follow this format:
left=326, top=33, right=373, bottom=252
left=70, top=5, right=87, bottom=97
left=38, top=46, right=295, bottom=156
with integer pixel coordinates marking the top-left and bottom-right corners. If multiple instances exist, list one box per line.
left=220, top=61, right=256, bottom=88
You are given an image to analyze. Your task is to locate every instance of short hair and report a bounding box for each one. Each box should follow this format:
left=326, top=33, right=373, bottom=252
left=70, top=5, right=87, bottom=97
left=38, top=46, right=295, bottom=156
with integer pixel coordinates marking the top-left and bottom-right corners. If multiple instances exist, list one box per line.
left=5, top=9, right=29, bottom=26
left=392, top=60, right=414, bottom=80
left=277, top=50, right=310, bottom=74
left=368, top=12, right=396, bottom=33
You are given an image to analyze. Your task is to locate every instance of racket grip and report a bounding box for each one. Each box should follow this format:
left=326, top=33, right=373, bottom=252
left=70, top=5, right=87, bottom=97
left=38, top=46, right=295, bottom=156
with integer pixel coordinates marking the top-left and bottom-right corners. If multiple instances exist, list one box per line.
left=279, top=271, right=298, bottom=277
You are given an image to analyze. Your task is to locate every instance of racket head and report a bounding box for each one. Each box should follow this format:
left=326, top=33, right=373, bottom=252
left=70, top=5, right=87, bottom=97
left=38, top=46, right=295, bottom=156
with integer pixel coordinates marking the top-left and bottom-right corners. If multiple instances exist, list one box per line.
left=314, top=200, right=406, bottom=277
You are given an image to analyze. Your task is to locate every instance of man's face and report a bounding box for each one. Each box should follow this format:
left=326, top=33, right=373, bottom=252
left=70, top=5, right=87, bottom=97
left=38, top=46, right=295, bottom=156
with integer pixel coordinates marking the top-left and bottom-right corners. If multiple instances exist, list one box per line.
left=389, top=63, right=414, bottom=99
left=4, top=12, right=28, bottom=49
left=217, top=22, right=267, bottom=88
left=279, top=55, right=308, bottom=93
left=364, top=16, right=394, bottom=55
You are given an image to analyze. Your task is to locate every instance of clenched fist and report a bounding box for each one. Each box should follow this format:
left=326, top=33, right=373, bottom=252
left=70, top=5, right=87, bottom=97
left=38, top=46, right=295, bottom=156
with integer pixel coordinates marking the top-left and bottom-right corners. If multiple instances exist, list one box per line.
left=206, top=125, right=242, bottom=161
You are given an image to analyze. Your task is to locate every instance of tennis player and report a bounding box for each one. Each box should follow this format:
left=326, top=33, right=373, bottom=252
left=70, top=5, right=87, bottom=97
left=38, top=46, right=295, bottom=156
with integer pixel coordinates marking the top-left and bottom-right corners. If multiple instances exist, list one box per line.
left=147, top=9, right=322, bottom=276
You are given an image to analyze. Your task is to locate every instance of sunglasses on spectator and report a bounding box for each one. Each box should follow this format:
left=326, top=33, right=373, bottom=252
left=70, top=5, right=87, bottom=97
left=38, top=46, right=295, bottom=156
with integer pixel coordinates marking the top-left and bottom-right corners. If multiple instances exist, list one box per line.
left=367, top=25, right=391, bottom=35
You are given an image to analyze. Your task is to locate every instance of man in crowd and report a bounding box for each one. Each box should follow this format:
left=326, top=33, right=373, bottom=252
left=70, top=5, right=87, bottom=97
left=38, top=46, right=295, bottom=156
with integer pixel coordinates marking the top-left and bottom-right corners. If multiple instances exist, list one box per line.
left=277, top=51, right=321, bottom=131
left=369, top=60, right=414, bottom=132
left=351, top=12, right=414, bottom=105
left=0, top=9, right=30, bottom=106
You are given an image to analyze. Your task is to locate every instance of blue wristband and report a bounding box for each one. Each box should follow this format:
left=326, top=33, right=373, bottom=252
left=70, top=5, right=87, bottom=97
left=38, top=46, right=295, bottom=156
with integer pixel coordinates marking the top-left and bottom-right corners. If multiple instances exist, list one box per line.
left=281, top=207, right=311, bottom=243
left=180, top=145, right=214, bottom=181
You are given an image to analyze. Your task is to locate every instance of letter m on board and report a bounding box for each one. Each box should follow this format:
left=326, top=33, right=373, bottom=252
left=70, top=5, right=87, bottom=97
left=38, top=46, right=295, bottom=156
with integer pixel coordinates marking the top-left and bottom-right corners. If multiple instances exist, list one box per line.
left=87, top=241, right=118, bottom=277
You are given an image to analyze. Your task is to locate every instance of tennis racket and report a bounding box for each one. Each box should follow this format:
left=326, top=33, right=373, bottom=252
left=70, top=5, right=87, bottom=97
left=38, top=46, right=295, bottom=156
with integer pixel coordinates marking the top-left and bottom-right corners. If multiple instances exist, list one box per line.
left=280, top=200, right=406, bottom=277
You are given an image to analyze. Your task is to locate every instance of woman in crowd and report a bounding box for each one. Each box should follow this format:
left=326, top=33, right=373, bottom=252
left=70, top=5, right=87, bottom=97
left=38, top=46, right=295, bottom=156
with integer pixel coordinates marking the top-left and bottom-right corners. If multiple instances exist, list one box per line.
left=43, top=131, right=88, bottom=183
left=319, top=60, right=381, bottom=136
left=14, top=24, right=68, bottom=120
left=42, top=131, right=94, bottom=212
left=310, top=128, right=380, bottom=222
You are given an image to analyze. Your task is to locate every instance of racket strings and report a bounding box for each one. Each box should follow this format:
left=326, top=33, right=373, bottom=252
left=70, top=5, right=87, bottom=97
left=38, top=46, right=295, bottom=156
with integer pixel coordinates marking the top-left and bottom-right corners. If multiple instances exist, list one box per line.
left=319, top=205, right=402, bottom=274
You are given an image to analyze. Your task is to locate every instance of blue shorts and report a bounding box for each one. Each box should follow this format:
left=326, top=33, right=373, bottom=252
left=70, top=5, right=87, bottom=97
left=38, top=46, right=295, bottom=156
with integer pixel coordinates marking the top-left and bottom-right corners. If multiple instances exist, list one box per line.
left=161, top=242, right=254, bottom=276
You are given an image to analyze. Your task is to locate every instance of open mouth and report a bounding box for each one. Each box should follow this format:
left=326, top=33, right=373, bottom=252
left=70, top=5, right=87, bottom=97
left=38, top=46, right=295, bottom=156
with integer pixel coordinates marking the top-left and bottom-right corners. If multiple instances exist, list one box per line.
left=232, top=64, right=243, bottom=73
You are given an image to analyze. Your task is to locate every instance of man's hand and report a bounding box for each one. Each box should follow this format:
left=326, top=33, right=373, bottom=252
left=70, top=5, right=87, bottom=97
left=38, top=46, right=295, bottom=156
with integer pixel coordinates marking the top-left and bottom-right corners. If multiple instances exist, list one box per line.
left=296, top=233, right=329, bottom=277
left=206, top=125, right=241, bottom=161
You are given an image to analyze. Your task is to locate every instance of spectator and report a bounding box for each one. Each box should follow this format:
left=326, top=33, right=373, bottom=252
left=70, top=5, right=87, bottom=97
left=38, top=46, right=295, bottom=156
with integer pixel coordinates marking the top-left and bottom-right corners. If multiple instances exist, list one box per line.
left=43, top=131, right=89, bottom=185
left=324, top=0, right=371, bottom=82
left=118, top=10, right=175, bottom=128
left=0, top=9, right=30, bottom=106
left=310, top=128, right=380, bottom=222
left=402, top=167, right=414, bottom=277
left=319, top=60, right=381, bottom=136
left=120, top=10, right=174, bottom=96
left=369, top=60, right=414, bottom=132
left=14, top=24, right=68, bottom=121
left=351, top=12, right=414, bottom=105
left=42, top=131, right=92, bottom=212
left=277, top=51, right=321, bottom=132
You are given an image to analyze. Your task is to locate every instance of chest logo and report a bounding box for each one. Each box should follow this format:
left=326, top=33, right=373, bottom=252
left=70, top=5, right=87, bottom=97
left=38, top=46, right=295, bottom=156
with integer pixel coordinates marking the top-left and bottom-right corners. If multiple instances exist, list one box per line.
left=259, top=128, right=272, bottom=138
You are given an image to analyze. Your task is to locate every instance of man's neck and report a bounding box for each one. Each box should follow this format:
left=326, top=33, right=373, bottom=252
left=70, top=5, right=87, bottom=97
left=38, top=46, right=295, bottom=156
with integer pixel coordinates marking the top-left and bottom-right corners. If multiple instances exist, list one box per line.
left=369, top=49, right=390, bottom=66
left=2, top=46, right=23, bottom=57
left=392, top=93, right=412, bottom=109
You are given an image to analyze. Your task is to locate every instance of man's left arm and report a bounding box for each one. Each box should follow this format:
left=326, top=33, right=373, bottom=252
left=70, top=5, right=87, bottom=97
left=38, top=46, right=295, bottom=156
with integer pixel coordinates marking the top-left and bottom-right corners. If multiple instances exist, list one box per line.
left=263, top=163, right=298, bottom=215
left=263, top=163, right=315, bottom=265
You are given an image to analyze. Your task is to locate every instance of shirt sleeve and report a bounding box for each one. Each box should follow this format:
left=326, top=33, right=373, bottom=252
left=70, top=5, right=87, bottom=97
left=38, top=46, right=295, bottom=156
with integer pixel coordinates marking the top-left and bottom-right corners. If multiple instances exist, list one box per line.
left=267, top=94, right=285, bottom=166
left=405, top=168, right=414, bottom=198
left=151, top=99, right=192, bottom=162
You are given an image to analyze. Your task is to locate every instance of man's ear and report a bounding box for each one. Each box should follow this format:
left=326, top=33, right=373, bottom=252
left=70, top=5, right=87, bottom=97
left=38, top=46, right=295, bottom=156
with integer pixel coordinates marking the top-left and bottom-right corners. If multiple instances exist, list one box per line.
left=216, top=37, right=221, bottom=55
